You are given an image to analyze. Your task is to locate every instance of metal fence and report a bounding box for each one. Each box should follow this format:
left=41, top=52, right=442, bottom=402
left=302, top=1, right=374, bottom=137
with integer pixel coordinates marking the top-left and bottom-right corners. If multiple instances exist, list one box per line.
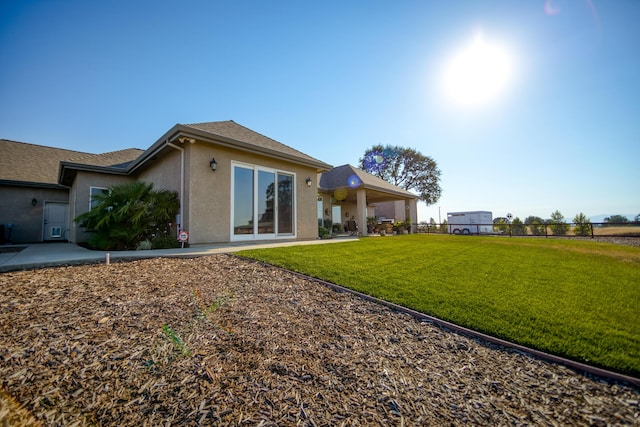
left=413, top=222, right=640, bottom=238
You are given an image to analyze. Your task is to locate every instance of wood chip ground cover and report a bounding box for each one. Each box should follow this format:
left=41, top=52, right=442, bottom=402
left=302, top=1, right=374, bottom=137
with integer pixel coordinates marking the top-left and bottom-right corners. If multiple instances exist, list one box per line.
left=0, top=255, right=638, bottom=426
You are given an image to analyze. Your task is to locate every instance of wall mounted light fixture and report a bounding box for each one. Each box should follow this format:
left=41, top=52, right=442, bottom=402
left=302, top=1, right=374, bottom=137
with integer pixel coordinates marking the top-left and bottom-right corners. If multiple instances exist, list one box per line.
left=178, top=136, right=196, bottom=144
left=305, top=177, right=312, bottom=187
left=210, top=158, right=218, bottom=172
left=31, top=198, right=37, bottom=206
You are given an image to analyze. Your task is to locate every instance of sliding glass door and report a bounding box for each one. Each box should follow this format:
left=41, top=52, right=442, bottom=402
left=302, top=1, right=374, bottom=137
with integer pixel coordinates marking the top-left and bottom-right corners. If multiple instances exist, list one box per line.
left=232, top=164, right=295, bottom=239
left=233, top=166, right=254, bottom=235
left=277, top=173, right=293, bottom=234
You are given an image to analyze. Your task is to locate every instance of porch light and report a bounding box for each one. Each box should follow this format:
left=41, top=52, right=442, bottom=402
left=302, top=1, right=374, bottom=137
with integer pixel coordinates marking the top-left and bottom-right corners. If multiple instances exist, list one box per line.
left=210, top=158, right=218, bottom=172
left=31, top=198, right=37, bottom=206
left=305, top=177, right=312, bottom=187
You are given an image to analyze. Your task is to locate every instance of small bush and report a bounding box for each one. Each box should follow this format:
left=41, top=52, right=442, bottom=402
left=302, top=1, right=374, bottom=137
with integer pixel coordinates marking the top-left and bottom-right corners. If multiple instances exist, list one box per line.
left=137, top=240, right=153, bottom=250
left=318, top=227, right=331, bottom=239
left=153, top=235, right=181, bottom=249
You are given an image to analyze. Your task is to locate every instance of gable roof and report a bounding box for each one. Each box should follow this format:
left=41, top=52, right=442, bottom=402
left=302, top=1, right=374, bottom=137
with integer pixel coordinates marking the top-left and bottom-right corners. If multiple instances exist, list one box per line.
left=319, top=164, right=417, bottom=201
left=174, top=121, right=332, bottom=171
left=0, top=139, right=143, bottom=188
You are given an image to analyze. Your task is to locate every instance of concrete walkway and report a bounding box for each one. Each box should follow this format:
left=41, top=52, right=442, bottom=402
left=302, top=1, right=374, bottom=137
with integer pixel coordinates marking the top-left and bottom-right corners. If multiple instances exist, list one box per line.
left=0, top=237, right=358, bottom=272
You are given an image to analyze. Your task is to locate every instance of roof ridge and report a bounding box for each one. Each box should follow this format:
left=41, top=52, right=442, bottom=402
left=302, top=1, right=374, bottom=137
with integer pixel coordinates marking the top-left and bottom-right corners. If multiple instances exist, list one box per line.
left=183, top=120, right=315, bottom=160
left=0, top=138, right=97, bottom=155
left=95, top=147, right=144, bottom=156
left=1, top=139, right=142, bottom=157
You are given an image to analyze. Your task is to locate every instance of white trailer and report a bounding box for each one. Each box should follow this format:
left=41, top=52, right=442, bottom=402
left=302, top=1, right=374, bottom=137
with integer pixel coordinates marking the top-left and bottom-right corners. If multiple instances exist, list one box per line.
left=447, top=211, right=493, bottom=235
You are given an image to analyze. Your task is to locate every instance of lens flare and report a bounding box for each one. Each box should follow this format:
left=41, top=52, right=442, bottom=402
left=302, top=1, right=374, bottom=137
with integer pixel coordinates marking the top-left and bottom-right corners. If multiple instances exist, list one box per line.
left=347, top=175, right=362, bottom=188
left=363, top=149, right=393, bottom=173
left=544, top=0, right=560, bottom=15
left=334, top=188, right=347, bottom=201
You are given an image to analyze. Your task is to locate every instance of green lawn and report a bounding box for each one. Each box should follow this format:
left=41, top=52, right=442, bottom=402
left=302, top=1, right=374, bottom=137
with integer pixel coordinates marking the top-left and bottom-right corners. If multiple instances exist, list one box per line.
left=238, top=235, right=640, bottom=377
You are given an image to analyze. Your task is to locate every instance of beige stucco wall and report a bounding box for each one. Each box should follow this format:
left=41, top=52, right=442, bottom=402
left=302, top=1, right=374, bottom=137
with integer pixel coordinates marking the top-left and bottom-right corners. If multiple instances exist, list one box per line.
left=183, top=142, right=321, bottom=244
left=70, top=171, right=134, bottom=243
left=0, top=185, right=68, bottom=243
left=136, top=150, right=181, bottom=194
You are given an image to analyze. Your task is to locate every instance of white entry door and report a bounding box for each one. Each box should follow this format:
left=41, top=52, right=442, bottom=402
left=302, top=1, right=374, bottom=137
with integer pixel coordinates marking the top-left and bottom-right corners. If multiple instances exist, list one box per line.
left=43, top=202, right=69, bottom=241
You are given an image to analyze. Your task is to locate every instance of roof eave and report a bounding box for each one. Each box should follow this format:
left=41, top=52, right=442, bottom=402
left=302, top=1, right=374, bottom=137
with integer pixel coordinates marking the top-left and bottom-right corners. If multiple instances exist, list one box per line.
left=0, top=179, right=68, bottom=190
left=318, top=183, right=417, bottom=200
left=58, top=162, right=129, bottom=186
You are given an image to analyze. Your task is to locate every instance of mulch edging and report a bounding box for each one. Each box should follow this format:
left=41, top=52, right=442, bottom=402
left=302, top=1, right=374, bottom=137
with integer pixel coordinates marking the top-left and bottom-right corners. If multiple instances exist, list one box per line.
left=1, top=255, right=638, bottom=426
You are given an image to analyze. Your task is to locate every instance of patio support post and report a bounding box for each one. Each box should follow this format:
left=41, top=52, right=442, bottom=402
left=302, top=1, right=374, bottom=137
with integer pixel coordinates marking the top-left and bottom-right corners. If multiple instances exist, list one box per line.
left=403, top=199, right=418, bottom=233
left=404, top=200, right=411, bottom=232
left=356, top=188, right=367, bottom=236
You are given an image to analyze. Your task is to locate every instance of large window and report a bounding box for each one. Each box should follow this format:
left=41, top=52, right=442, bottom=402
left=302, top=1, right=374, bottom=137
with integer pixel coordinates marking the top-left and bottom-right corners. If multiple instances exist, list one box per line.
left=277, top=173, right=293, bottom=234
left=233, top=167, right=254, bottom=235
left=257, top=170, right=275, bottom=234
left=232, top=164, right=295, bottom=239
left=317, top=197, right=323, bottom=227
left=89, top=187, right=108, bottom=209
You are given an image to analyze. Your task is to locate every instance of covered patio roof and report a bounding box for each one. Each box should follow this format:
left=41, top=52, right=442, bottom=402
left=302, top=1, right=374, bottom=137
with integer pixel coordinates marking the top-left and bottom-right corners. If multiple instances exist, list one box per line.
left=319, top=164, right=417, bottom=203
left=318, top=165, right=418, bottom=236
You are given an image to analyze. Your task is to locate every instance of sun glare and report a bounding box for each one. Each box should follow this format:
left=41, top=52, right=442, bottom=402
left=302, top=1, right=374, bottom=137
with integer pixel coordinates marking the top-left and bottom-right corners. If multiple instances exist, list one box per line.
left=441, top=33, right=514, bottom=108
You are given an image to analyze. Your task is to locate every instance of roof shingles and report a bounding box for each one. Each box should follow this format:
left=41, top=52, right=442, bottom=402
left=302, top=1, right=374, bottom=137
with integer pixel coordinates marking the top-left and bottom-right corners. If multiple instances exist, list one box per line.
left=183, top=121, right=331, bottom=170
left=0, top=139, right=142, bottom=186
left=319, top=164, right=417, bottom=198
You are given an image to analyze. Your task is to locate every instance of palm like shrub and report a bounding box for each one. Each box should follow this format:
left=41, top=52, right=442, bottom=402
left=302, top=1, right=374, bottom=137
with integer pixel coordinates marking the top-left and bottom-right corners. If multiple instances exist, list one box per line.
left=75, top=182, right=179, bottom=250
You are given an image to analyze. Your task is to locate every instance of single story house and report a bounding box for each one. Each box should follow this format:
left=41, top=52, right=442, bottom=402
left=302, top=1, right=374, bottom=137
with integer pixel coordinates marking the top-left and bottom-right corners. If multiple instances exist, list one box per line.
left=1, top=121, right=417, bottom=245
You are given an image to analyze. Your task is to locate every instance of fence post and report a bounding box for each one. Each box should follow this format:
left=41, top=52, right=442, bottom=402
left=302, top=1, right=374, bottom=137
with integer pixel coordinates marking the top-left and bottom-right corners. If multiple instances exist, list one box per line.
left=590, top=223, right=594, bottom=239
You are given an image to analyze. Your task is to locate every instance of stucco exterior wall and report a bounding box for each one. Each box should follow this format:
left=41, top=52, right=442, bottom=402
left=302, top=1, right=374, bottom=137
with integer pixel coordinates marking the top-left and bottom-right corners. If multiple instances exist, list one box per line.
left=136, top=150, right=181, bottom=194
left=70, top=171, right=134, bottom=243
left=183, top=142, right=320, bottom=244
left=0, top=185, right=68, bottom=243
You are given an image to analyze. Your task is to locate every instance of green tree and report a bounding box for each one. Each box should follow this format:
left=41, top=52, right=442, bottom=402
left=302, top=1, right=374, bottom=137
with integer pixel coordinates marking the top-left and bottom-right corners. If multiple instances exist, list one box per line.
left=493, top=217, right=509, bottom=234
left=524, top=216, right=545, bottom=236
left=549, top=210, right=569, bottom=236
left=603, top=215, right=629, bottom=226
left=573, top=212, right=592, bottom=236
left=75, top=181, right=180, bottom=250
left=359, top=145, right=442, bottom=205
left=511, top=217, right=526, bottom=236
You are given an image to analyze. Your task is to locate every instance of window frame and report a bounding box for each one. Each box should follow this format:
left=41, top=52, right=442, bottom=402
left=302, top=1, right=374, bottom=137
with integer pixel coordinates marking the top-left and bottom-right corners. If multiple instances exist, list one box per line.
left=230, top=162, right=296, bottom=241
left=89, top=186, right=109, bottom=210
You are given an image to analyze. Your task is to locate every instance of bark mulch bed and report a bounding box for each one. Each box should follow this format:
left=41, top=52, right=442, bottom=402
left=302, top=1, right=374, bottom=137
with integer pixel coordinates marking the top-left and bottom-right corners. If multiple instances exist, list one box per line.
left=0, top=255, right=638, bottom=426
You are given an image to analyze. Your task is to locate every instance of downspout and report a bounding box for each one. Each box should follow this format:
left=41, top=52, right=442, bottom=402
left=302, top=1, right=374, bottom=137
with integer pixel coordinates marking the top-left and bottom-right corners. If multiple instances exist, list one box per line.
left=167, top=141, right=184, bottom=237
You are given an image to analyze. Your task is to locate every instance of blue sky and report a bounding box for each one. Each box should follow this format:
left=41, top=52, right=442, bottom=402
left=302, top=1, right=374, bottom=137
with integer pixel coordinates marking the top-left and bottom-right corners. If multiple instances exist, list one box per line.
left=1, top=0, right=638, bottom=223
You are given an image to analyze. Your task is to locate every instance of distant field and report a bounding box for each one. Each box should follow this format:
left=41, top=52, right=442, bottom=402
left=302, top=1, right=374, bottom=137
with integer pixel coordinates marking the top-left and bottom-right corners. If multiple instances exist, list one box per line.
left=592, top=226, right=640, bottom=236
left=238, top=234, right=640, bottom=376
